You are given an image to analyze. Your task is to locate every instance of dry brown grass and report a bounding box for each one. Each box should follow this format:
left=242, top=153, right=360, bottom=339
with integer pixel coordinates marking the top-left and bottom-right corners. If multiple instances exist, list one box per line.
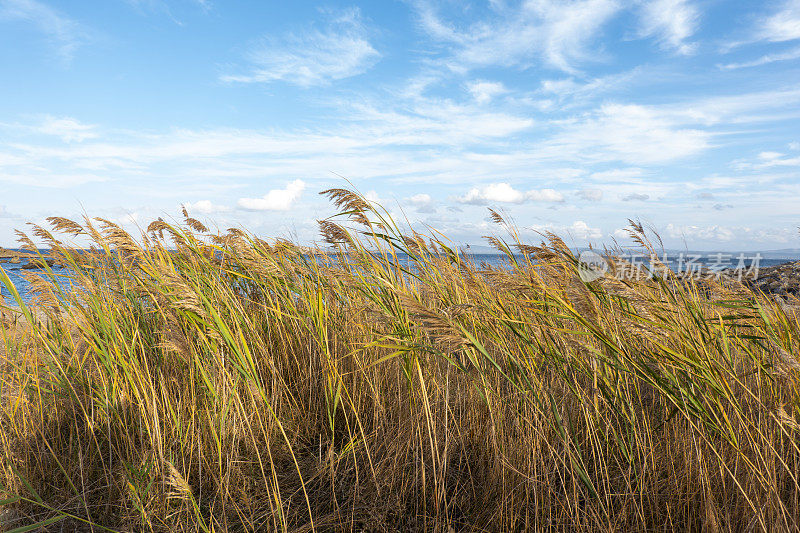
left=0, top=189, right=798, bottom=531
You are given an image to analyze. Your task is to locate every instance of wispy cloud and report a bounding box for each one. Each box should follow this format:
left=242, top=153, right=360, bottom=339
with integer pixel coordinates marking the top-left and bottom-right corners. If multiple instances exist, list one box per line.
left=237, top=180, right=306, bottom=211
left=125, top=0, right=198, bottom=23
left=36, top=115, right=97, bottom=142
left=755, top=0, right=800, bottom=43
left=467, top=80, right=507, bottom=104
left=222, top=7, right=380, bottom=86
left=732, top=150, right=800, bottom=170
left=719, top=45, right=800, bottom=70
left=0, top=0, right=87, bottom=63
left=636, top=0, right=700, bottom=55
left=546, top=103, right=710, bottom=164
left=411, top=0, right=621, bottom=74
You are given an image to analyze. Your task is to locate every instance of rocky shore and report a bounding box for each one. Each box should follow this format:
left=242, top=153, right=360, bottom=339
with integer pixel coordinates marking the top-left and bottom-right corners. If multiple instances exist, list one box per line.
left=0, top=248, right=59, bottom=269
left=738, top=260, right=800, bottom=297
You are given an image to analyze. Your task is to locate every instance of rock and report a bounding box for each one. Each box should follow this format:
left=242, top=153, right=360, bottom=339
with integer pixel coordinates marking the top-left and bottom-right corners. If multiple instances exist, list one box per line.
left=721, top=260, right=800, bottom=297
left=20, top=258, right=55, bottom=270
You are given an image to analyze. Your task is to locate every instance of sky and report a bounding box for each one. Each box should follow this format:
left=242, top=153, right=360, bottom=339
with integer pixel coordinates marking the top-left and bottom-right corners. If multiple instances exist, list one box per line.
left=0, top=0, right=799, bottom=251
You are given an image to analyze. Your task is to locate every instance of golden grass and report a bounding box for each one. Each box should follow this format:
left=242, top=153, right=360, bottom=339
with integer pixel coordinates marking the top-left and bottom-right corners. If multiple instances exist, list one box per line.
left=0, top=189, right=798, bottom=531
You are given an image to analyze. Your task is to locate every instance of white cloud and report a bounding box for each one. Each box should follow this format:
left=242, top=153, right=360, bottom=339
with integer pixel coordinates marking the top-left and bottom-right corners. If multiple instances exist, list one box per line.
left=221, top=8, right=379, bottom=86
left=589, top=168, right=645, bottom=182
left=621, top=192, right=649, bottom=201
left=663, top=223, right=799, bottom=244
left=577, top=188, right=603, bottom=201
left=467, top=80, right=507, bottom=104
left=526, top=188, right=565, bottom=202
left=637, top=0, right=699, bottom=55
left=1, top=86, right=798, bottom=201
left=569, top=220, right=603, bottom=240
left=613, top=228, right=630, bottom=240
left=719, top=45, right=800, bottom=70
left=409, top=193, right=432, bottom=206
left=412, top=0, right=621, bottom=73
left=755, top=0, right=800, bottom=43
left=0, top=0, right=87, bottom=62
left=364, top=190, right=383, bottom=204
left=237, top=180, right=306, bottom=211
left=458, top=183, right=564, bottom=205
left=37, top=115, right=97, bottom=142
left=460, top=183, right=524, bottom=204
left=548, top=103, right=710, bottom=164
left=407, top=192, right=436, bottom=213
left=0, top=172, right=108, bottom=188
left=537, top=69, right=644, bottom=104
left=732, top=150, right=800, bottom=170
left=530, top=220, right=602, bottom=240
left=666, top=223, right=736, bottom=242
left=185, top=200, right=228, bottom=214
left=760, top=151, right=783, bottom=160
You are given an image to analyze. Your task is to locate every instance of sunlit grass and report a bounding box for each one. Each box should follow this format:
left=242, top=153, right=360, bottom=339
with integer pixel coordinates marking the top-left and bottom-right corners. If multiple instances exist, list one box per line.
left=1, top=189, right=798, bottom=531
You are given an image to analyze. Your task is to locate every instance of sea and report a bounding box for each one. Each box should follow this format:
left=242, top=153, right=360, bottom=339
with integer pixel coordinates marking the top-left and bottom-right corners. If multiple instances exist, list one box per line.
left=0, top=250, right=795, bottom=306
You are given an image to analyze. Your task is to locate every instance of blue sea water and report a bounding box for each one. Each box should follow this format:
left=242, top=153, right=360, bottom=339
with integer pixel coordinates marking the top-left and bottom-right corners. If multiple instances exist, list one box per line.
left=0, top=251, right=793, bottom=306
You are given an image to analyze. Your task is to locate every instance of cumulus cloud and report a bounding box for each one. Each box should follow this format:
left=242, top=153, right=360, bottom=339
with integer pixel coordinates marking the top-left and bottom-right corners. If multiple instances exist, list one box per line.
left=637, top=0, right=700, bottom=55
left=576, top=188, right=603, bottom=201
left=409, top=193, right=431, bottom=205
left=406, top=193, right=436, bottom=213
left=458, top=183, right=564, bottom=205
left=613, top=228, right=630, bottom=240
left=407, top=193, right=436, bottom=213
left=530, top=220, right=602, bottom=240
left=237, top=179, right=306, bottom=211
left=221, top=8, right=379, bottom=86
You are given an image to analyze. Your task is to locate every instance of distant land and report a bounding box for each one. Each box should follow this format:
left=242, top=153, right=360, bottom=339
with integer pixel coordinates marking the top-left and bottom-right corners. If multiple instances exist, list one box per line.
left=459, top=245, right=800, bottom=260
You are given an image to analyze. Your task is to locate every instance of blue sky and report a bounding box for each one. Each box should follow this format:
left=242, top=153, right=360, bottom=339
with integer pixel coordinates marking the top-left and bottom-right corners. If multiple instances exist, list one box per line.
left=0, top=0, right=799, bottom=250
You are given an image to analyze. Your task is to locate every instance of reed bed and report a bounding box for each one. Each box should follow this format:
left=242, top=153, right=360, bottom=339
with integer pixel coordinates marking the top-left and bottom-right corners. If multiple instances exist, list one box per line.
left=1, top=189, right=799, bottom=531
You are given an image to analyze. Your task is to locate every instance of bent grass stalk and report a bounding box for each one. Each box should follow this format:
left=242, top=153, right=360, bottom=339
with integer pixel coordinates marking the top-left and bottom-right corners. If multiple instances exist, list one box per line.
left=0, top=190, right=798, bottom=531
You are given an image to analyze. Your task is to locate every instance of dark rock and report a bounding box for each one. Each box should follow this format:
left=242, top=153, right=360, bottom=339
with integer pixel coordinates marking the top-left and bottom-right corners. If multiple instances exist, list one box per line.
left=20, top=259, right=56, bottom=270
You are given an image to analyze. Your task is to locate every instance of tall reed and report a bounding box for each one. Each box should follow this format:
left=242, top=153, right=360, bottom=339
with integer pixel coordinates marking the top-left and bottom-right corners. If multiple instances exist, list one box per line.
left=1, top=190, right=798, bottom=531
